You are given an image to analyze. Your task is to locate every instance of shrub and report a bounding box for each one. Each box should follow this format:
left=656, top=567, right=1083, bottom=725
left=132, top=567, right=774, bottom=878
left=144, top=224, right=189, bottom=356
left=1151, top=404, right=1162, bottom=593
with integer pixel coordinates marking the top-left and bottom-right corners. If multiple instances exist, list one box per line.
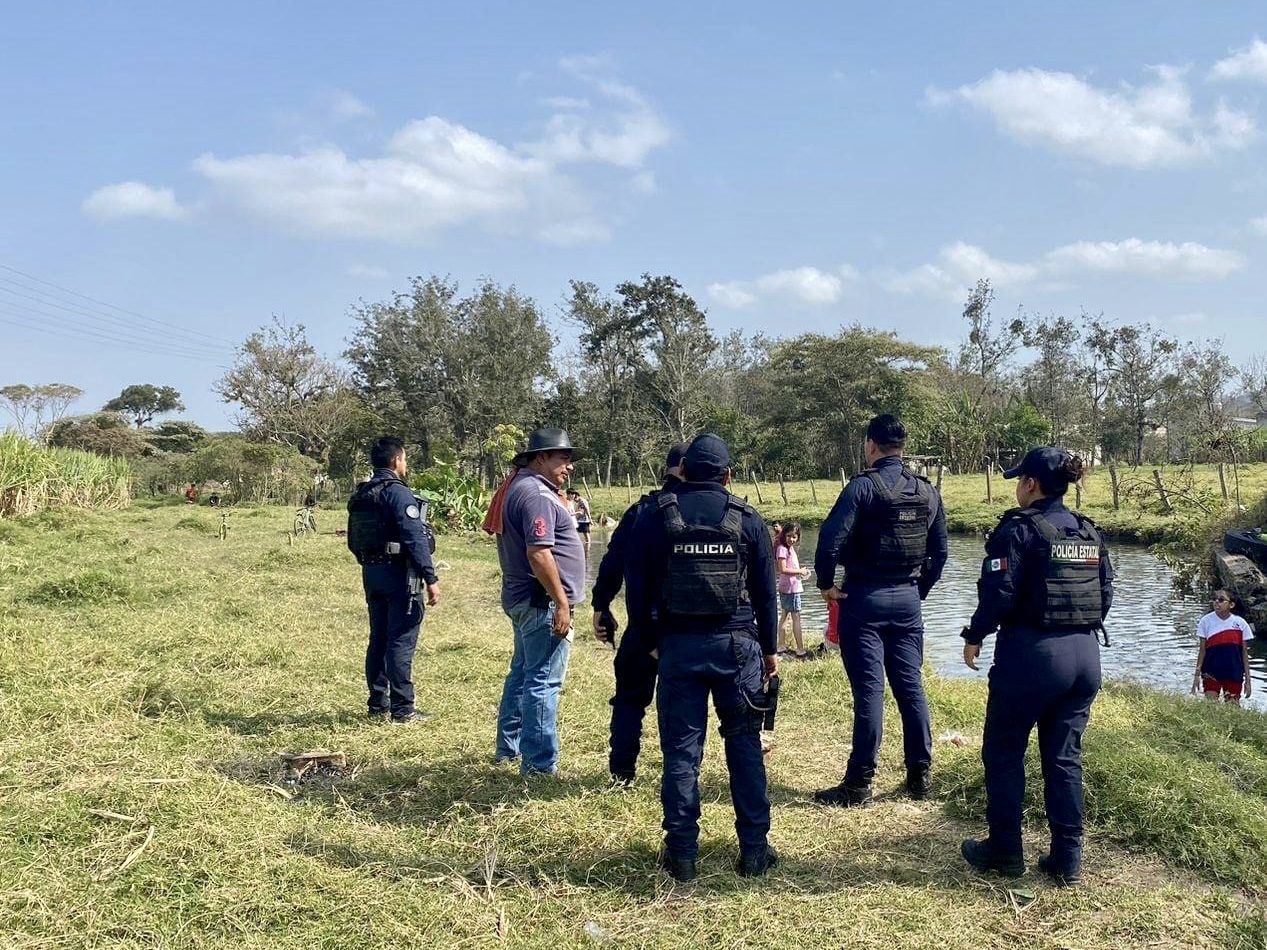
left=410, top=460, right=487, bottom=531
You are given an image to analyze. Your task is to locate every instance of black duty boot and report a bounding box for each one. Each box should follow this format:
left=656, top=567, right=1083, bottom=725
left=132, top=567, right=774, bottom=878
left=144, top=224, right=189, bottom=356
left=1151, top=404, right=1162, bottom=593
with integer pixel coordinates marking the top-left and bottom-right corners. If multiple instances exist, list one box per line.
left=1037, top=853, right=1082, bottom=887
left=659, top=851, right=697, bottom=883
left=391, top=710, right=433, bottom=724
left=737, top=845, right=779, bottom=878
left=960, top=839, right=1025, bottom=878
left=814, top=780, right=873, bottom=808
left=905, top=767, right=932, bottom=800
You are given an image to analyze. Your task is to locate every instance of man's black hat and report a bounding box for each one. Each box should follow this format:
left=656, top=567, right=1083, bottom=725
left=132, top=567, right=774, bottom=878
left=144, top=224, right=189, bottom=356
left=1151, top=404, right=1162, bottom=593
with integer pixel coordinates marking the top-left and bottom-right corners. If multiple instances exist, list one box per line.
left=1003, top=446, right=1070, bottom=480
left=513, top=427, right=583, bottom=467
left=683, top=433, right=731, bottom=480
left=665, top=442, right=691, bottom=471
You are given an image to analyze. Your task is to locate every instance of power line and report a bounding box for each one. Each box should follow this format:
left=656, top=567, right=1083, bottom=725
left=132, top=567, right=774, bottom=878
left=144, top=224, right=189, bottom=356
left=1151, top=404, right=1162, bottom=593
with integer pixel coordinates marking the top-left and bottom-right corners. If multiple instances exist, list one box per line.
left=0, top=262, right=239, bottom=347
left=0, top=284, right=228, bottom=358
left=0, top=303, right=229, bottom=362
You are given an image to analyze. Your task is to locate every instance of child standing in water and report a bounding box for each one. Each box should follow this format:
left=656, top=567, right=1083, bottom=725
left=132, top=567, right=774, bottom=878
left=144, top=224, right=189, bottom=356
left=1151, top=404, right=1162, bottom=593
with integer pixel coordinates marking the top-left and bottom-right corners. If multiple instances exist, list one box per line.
left=775, top=523, right=812, bottom=659
left=1191, top=589, right=1254, bottom=704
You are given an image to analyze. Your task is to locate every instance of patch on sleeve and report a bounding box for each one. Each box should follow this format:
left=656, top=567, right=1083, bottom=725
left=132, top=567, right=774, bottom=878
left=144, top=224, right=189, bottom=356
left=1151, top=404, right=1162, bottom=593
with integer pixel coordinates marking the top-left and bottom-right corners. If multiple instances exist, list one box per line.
left=986, top=557, right=1008, bottom=573
left=405, top=504, right=420, bottom=519
left=532, top=516, right=547, bottom=539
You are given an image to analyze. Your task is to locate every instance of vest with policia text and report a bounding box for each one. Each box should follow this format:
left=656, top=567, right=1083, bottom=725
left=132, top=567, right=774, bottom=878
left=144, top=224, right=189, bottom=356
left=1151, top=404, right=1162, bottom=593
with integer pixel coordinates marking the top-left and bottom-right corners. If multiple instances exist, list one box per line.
left=843, top=466, right=934, bottom=582
left=657, top=492, right=749, bottom=616
left=1010, top=508, right=1103, bottom=628
left=346, top=474, right=435, bottom=565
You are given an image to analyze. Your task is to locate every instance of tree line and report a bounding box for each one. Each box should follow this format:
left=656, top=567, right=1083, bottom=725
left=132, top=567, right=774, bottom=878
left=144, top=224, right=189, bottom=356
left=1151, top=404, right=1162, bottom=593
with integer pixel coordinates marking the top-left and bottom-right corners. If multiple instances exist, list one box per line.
left=8, top=273, right=1267, bottom=494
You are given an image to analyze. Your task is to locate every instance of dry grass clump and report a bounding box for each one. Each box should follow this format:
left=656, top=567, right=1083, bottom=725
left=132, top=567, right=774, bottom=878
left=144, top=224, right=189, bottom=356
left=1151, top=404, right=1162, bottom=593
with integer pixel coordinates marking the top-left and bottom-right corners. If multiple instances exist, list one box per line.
left=0, top=505, right=1263, bottom=948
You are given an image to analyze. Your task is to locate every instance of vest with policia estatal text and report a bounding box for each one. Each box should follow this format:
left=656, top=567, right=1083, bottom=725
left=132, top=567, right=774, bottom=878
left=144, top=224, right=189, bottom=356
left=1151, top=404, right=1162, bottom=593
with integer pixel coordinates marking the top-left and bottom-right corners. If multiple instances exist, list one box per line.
left=657, top=492, right=749, bottom=616
left=346, top=474, right=435, bottom=565
left=843, top=466, right=934, bottom=582
left=1013, top=508, right=1103, bottom=628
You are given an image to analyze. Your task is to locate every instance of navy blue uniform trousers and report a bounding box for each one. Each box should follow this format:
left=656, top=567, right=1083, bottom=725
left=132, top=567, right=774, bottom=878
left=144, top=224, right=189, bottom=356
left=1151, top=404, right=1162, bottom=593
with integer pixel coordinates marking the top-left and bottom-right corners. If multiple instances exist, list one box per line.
left=363, top=565, right=423, bottom=717
left=984, top=628, right=1101, bottom=859
left=840, top=581, right=932, bottom=784
left=609, top=624, right=659, bottom=778
left=657, top=631, right=770, bottom=860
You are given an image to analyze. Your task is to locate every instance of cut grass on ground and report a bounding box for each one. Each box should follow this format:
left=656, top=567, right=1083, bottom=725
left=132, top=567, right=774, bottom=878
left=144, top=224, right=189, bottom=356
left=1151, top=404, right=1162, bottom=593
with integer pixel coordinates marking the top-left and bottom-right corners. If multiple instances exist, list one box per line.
left=1, top=506, right=1265, bottom=948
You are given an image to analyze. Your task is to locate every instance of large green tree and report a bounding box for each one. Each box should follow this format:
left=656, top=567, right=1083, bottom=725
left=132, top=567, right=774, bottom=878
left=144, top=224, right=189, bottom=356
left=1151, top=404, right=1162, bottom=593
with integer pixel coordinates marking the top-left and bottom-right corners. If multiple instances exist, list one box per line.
left=103, top=384, right=184, bottom=428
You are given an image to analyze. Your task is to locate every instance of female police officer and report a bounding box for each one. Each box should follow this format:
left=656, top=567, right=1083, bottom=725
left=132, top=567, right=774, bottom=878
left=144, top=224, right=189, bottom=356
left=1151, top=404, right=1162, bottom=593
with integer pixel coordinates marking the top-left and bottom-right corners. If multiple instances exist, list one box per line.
left=959, top=447, right=1112, bottom=887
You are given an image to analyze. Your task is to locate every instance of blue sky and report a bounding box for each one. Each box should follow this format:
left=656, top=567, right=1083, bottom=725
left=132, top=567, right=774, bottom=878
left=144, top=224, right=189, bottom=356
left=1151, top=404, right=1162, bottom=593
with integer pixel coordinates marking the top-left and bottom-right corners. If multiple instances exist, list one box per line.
left=3, top=2, right=1266, bottom=428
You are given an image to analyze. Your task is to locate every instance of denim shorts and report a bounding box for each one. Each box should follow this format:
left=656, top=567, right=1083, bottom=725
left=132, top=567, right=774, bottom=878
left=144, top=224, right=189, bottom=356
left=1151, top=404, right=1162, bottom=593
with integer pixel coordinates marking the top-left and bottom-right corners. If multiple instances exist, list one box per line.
left=779, top=591, right=802, bottom=613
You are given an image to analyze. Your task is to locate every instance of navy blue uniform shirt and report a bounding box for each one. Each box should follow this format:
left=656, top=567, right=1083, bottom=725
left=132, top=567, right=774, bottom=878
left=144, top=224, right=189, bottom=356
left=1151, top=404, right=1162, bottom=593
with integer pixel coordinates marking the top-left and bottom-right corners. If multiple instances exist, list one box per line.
left=625, top=481, right=778, bottom=655
left=963, top=495, right=1113, bottom=644
left=371, top=468, right=438, bottom=585
left=814, top=455, right=949, bottom=598
left=591, top=478, right=680, bottom=613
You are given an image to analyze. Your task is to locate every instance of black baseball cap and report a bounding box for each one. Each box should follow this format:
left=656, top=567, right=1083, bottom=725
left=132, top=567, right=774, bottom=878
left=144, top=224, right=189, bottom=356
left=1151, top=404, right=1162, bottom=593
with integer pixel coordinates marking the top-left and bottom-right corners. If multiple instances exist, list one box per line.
left=683, top=433, right=731, bottom=480
left=1003, top=446, right=1071, bottom=480
left=665, top=442, right=691, bottom=470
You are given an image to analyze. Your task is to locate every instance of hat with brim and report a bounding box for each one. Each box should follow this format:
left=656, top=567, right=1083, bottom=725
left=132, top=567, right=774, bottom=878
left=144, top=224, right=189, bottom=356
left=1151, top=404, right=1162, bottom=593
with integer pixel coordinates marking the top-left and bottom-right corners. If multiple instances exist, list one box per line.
left=512, top=427, right=584, bottom=467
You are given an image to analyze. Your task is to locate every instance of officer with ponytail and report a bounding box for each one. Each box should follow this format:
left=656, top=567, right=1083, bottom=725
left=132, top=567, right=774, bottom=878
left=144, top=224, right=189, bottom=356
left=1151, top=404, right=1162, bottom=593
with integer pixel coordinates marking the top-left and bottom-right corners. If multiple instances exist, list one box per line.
left=959, top=447, right=1113, bottom=887
left=346, top=436, right=440, bottom=724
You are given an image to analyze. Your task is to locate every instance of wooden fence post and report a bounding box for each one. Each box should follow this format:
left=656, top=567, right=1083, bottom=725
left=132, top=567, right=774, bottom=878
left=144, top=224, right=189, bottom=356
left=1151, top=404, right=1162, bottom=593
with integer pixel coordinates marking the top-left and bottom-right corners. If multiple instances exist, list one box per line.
left=581, top=476, right=592, bottom=502
left=985, top=464, right=993, bottom=505
left=840, top=468, right=847, bottom=490
left=1152, top=469, right=1173, bottom=514
left=749, top=471, right=764, bottom=505
left=1074, top=481, right=1083, bottom=509
left=936, top=464, right=944, bottom=491
left=1109, top=462, right=1120, bottom=511
left=809, top=479, right=818, bottom=505
left=626, top=473, right=632, bottom=505
left=778, top=473, right=788, bottom=505
left=1218, top=462, right=1230, bottom=503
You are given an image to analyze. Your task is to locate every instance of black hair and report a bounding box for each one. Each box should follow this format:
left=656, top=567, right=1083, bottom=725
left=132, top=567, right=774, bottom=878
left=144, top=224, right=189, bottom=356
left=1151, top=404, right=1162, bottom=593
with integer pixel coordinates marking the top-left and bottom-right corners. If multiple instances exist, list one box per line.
left=866, top=414, right=907, bottom=450
left=1035, top=452, right=1085, bottom=497
left=370, top=436, right=406, bottom=469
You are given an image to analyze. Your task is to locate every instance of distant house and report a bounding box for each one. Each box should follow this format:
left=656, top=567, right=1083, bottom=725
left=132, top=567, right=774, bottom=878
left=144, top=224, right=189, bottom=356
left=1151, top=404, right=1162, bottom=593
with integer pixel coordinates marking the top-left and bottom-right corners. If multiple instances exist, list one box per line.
left=1231, top=415, right=1267, bottom=431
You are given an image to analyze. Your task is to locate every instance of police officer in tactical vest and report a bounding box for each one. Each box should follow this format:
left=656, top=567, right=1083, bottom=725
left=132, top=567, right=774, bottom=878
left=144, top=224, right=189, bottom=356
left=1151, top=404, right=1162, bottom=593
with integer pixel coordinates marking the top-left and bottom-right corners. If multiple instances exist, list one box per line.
left=347, top=436, right=440, bottom=723
left=591, top=443, right=689, bottom=785
left=625, top=434, right=779, bottom=882
left=959, top=447, right=1112, bottom=887
left=813, top=414, right=948, bottom=806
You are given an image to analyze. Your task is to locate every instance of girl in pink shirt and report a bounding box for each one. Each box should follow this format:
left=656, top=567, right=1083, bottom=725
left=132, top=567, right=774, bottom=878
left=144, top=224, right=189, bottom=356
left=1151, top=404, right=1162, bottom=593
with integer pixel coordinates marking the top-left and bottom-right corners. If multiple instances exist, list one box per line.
left=776, top=523, right=812, bottom=659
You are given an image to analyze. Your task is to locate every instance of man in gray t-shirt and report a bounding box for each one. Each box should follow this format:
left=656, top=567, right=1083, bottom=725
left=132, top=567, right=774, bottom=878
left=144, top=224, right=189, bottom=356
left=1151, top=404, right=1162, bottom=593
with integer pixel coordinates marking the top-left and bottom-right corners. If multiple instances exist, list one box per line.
left=490, top=427, right=586, bottom=775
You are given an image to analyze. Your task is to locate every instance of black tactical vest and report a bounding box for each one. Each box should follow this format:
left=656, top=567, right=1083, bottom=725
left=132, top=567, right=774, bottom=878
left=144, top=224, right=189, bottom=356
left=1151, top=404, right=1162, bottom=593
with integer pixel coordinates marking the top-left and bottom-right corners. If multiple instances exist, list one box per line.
left=657, top=492, right=748, bottom=616
left=844, top=466, right=933, bottom=581
left=347, top=476, right=395, bottom=563
left=1018, top=509, right=1103, bottom=628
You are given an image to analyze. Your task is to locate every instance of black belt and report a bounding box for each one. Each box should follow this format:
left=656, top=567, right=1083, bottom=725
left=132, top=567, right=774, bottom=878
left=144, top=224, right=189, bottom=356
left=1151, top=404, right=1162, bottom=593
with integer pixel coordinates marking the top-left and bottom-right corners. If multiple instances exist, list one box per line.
left=361, top=555, right=406, bottom=566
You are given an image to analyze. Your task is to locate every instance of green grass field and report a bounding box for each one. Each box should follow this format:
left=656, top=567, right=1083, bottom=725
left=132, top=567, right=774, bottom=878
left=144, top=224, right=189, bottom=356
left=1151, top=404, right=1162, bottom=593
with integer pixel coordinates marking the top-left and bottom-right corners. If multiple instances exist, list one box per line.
left=2, top=504, right=1266, bottom=948
left=579, top=463, right=1267, bottom=544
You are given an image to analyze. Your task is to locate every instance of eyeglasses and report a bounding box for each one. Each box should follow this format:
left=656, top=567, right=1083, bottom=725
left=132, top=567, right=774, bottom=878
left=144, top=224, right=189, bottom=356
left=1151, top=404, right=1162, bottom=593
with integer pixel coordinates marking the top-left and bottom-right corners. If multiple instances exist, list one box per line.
left=1212, top=596, right=1231, bottom=603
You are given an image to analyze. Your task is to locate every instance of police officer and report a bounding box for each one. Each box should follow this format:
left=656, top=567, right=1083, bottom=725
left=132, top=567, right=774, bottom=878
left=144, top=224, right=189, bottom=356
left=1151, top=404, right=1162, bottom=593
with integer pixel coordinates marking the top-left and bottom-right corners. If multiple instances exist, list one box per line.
left=626, top=434, right=779, bottom=882
left=346, top=436, right=440, bottom=723
left=813, top=414, right=948, bottom=806
left=960, top=447, right=1112, bottom=887
left=591, top=443, right=689, bottom=785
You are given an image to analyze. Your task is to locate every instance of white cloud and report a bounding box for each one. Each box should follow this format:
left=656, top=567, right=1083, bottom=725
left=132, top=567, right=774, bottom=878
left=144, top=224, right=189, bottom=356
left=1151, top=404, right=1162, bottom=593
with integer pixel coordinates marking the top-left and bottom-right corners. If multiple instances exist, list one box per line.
left=82, top=181, right=189, bottom=221
left=929, top=65, right=1254, bottom=168
left=708, top=265, right=852, bottom=309
left=347, top=263, right=389, bottom=279
left=1210, top=38, right=1267, bottom=82
left=329, top=90, right=374, bottom=121
left=87, top=62, right=667, bottom=245
left=885, top=238, right=1244, bottom=299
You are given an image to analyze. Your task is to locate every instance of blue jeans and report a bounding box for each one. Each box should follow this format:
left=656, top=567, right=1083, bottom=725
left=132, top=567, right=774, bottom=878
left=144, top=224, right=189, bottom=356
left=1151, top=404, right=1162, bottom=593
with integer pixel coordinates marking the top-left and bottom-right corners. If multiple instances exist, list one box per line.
left=495, top=600, right=572, bottom=775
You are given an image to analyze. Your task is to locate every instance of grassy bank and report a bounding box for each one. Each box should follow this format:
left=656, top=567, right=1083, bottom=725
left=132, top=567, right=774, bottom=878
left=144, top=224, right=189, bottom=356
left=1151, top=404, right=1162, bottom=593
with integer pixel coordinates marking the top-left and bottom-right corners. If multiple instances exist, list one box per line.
left=1, top=506, right=1265, bottom=948
left=580, top=463, right=1267, bottom=544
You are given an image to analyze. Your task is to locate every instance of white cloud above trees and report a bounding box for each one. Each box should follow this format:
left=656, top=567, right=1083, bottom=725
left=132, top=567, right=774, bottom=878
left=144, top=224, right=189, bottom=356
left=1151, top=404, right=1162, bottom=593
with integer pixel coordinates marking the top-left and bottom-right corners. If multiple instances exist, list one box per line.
left=82, top=182, right=189, bottom=221
left=708, top=265, right=855, bottom=309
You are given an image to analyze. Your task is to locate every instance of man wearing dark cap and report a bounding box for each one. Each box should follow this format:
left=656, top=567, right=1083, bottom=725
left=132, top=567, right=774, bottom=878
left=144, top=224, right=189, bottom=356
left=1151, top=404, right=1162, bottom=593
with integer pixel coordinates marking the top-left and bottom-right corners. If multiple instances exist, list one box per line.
left=813, top=414, right=948, bottom=807
left=958, top=446, right=1112, bottom=886
left=483, top=428, right=586, bottom=776
left=626, top=433, right=780, bottom=881
left=591, top=443, right=689, bottom=785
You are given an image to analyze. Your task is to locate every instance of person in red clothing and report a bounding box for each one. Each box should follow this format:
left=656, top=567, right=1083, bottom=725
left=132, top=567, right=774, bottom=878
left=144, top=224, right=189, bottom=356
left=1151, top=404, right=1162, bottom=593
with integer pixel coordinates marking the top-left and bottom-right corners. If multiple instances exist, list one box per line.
left=184, top=483, right=197, bottom=504
left=1191, top=589, right=1254, bottom=705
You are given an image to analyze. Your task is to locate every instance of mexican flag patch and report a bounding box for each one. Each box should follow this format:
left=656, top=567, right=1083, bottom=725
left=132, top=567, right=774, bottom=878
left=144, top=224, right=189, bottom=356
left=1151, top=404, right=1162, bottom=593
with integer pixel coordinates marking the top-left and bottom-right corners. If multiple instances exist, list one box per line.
left=986, top=557, right=1008, bottom=573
